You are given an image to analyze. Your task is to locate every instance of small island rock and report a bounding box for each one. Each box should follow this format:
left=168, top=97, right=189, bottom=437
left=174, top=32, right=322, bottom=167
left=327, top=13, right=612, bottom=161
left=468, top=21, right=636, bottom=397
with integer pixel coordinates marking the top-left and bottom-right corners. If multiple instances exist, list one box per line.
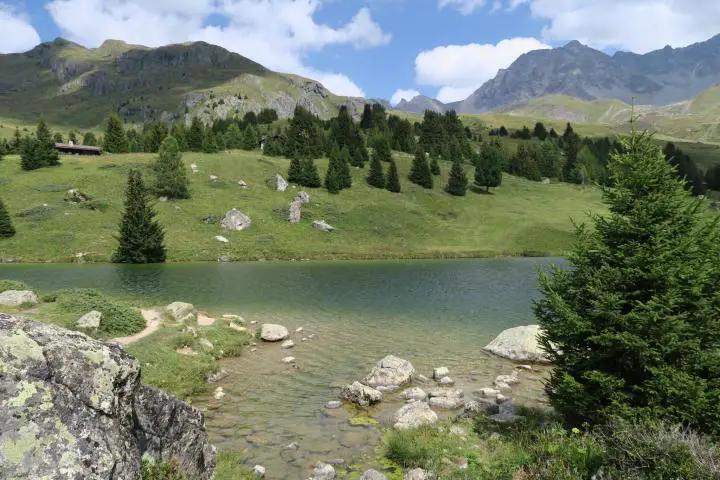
left=483, top=325, right=550, bottom=363
left=261, top=324, right=289, bottom=342
left=339, top=381, right=383, bottom=407
left=392, top=401, right=438, bottom=430
left=363, top=355, right=415, bottom=388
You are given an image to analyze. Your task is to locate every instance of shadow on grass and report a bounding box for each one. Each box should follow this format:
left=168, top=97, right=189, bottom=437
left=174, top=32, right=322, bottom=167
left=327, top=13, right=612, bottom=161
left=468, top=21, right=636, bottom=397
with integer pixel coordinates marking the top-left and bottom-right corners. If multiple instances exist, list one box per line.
left=469, top=185, right=495, bottom=195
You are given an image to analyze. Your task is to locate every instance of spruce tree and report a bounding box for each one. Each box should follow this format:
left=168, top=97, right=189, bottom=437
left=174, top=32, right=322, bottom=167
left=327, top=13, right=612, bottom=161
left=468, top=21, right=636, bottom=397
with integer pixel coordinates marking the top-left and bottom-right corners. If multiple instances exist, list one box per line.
left=372, top=136, right=392, bottom=162
left=188, top=117, right=204, bottom=152
left=103, top=114, right=129, bottom=153
left=300, top=158, right=322, bottom=188
left=474, top=141, right=505, bottom=192
left=35, top=119, right=60, bottom=167
left=445, top=159, right=468, bottom=196
left=20, top=135, right=40, bottom=171
left=225, top=124, right=242, bottom=149
left=533, top=122, right=548, bottom=140
left=350, top=145, right=368, bottom=168
left=535, top=129, right=720, bottom=436
left=367, top=151, right=385, bottom=188
left=53, top=132, right=64, bottom=144
left=360, top=104, right=374, bottom=130
left=170, top=123, right=188, bottom=151
left=0, top=198, right=15, bottom=238
left=409, top=146, right=433, bottom=189
left=325, top=157, right=341, bottom=194
left=430, top=155, right=441, bottom=176
left=338, top=146, right=352, bottom=189
left=242, top=124, right=259, bottom=150
left=83, top=131, right=97, bottom=146
left=385, top=159, right=401, bottom=193
left=153, top=135, right=190, bottom=199
left=288, top=157, right=304, bottom=184
left=11, top=127, right=22, bottom=153
left=68, top=131, right=78, bottom=144
left=112, top=169, right=166, bottom=264
left=202, top=129, right=219, bottom=153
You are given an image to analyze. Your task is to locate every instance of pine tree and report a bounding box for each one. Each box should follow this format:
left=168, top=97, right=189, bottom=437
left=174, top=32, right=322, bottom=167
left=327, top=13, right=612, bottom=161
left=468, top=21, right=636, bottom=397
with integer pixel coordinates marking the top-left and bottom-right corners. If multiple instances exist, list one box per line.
left=533, top=122, right=548, bottom=140
left=83, top=131, right=97, bottom=146
left=287, top=106, right=324, bottom=159
left=372, top=135, right=393, bottom=162
left=153, top=135, right=190, bottom=199
left=385, top=159, right=401, bottom=193
left=301, top=158, right=322, bottom=188
left=0, top=198, right=15, bottom=238
left=288, top=157, right=304, bottom=184
left=350, top=145, right=368, bottom=168
left=170, top=123, right=188, bottom=151
left=360, top=104, right=374, bottom=130
left=103, top=114, right=129, bottom=153
left=188, top=117, right=204, bottom=152
left=537, top=140, right=564, bottom=179
left=112, top=169, right=166, bottom=264
left=35, top=118, right=60, bottom=167
left=11, top=127, right=22, bottom=153
left=409, top=146, right=433, bottom=189
left=367, top=150, right=385, bottom=188
left=68, top=131, right=78, bottom=144
left=202, top=129, right=219, bottom=153
left=474, top=141, right=505, bottom=192
left=445, top=159, right=468, bottom=196
left=535, top=129, right=720, bottom=436
left=53, top=132, right=64, bottom=143
left=430, top=155, right=441, bottom=176
left=324, top=156, right=341, bottom=194
left=20, top=135, right=40, bottom=171
left=338, top=146, right=352, bottom=189
left=705, top=164, right=720, bottom=191
left=142, top=122, right=169, bottom=153
left=242, top=124, right=259, bottom=150
left=225, top=124, right=242, bottom=149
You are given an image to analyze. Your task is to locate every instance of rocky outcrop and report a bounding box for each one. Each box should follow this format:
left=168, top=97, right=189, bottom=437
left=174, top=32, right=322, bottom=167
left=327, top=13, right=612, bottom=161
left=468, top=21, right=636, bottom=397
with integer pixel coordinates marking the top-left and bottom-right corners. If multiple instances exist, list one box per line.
left=64, top=189, right=91, bottom=204
left=392, top=401, right=438, bottom=430
left=220, top=208, right=252, bottom=231
left=165, top=302, right=196, bottom=324
left=260, top=324, right=289, bottom=342
left=0, top=290, right=39, bottom=307
left=363, top=355, right=415, bottom=388
left=0, top=314, right=215, bottom=479
left=339, top=381, right=383, bottom=407
left=483, top=325, right=550, bottom=363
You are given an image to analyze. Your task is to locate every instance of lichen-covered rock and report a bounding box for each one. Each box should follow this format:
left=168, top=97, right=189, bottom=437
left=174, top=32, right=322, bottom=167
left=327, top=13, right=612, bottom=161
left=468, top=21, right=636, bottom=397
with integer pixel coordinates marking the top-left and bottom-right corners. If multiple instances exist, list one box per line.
left=361, top=469, right=388, bottom=480
left=289, top=199, right=302, bottom=224
left=297, top=191, right=311, bottom=204
left=0, top=290, right=39, bottom=307
left=392, top=401, right=438, bottom=430
left=275, top=174, right=288, bottom=192
left=220, top=208, right=252, bottom=231
left=165, top=302, right=196, bottom=324
left=312, top=462, right=336, bottom=480
left=339, top=381, right=383, bottom=406
left=432, top=367, right=449, bottom=379
left=312, top=220, right=335, bottom=232
left=400, top=387, right=427, bottom=402
left=76, top=310, right=102, bottom=329
left=260, top=324, right=289, bottom=342
left=0, top=314, right=215, bottom=480
left=428, top=397, right=465, bottom=409
left=405, top=468, right=428, bottom=480
left=483, top=325, right=550, bottom=363
left=363, top=355, right=415, bottom=387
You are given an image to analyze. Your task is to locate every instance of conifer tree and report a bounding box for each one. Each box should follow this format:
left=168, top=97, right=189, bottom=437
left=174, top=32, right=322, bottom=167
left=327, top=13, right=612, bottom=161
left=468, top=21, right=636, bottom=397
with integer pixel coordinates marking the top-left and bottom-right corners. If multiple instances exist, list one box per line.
left=409, top=146, right=433, bottom=189
left=83, top=131, right=97, bottom=146
left=153, top=135, right=190, bottom=199
left=53, top=132, right=64, bottom=144
left=385, top=159, right=401, bottom=193
left=202, top=129, right=219, bottom=153
left=533, top=122, right=548, bottom=140
left=537, top=140, right=564, bottom=179
left=367, top=150, right=385, bottom=188
left=445, top=159, right=468, bottom=196
left=170, top=123, right=188, bottom=151
left=535, top=128, right=720, bottom=435
left=11, top=127, right=22, bottom=153
left=288, top=157, right=304, bottom=184
left=287, top=106, right=324, bottom=159
left=324, top=157, right=341, bottom=194
left=20, top=135, right=40, bottom=171
left=225, top=124, right=242, bottom=149
left=188, top=117, right=204, bottom=152
left=429, top=155, right=441, bottom=176
left=350, top=145, right=368, bottom=168
left=35, top=119, right=60, bottom=167
left=112, top=169, right=166, bottom=264
left=142, top=122, right=169, bottom=153
left=0, top=198, right=15, bottom=238
left=68, top=131, right=78, bottom=144
left=300, top=158, right=322, bottom=188
left=338, top=146, right=352, bottom=189
left=103, top=114, right=129, bottom=153
left=372, top=136, right=393, bottom=162
left=242, top=124, right=259, bottom=150
left=360, top=104, right=374, bottom=130
left=474, top=141, right=505, bottom=192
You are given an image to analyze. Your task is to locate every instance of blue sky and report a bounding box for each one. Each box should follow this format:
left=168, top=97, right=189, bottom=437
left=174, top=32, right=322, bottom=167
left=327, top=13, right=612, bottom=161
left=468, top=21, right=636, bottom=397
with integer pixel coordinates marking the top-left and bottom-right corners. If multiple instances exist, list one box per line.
left=1, top=0, right=718, bottom=104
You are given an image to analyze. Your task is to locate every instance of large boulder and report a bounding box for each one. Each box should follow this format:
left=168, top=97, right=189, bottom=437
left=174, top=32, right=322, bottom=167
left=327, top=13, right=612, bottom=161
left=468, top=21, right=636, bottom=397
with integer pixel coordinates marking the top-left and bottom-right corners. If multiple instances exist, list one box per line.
left=64, top=188, right=91, bottom=203
left=483, top=325, right=550, bottom=363
left=339, top=381, right=383, bottom=407
left=0, top=314, right=215, bottom=479
left=76, top=310, right=102, bottom=329
left=220, top=208, right=252, bottom=231
left=289, top=199, right=302, bottom=224
left=260, top=324, right=289, bottom=342
left=392, top=401, right=438, bottom=430
left=165, top=302, right=196, bottom=324
left=275, top=174, right=288, bottom=192
left=363, top=355, right=415, bottom=388
left=0, top=290, right=39, bottom=308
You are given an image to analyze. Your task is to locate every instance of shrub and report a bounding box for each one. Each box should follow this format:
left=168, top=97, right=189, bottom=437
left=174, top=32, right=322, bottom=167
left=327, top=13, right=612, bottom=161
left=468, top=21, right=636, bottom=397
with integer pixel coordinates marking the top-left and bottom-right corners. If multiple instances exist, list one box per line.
left=141, top=458, right=189, bottom=480
left=0, top=280, right=30, bottom=293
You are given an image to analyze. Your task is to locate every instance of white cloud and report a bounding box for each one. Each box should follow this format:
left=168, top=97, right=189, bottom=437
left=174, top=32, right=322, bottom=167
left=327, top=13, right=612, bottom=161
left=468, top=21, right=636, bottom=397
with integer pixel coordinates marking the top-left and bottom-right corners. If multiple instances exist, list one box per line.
left=506, top=0, right=720, bottom=53
left=438, top=0, right=487, bottom=15
left=0, top=4, right=41, bottom=53
left=45, top=0, right=391, bottom=97
left=415, top=37, right=551, bottom=102
left=390, top=89, right=420, bottom=105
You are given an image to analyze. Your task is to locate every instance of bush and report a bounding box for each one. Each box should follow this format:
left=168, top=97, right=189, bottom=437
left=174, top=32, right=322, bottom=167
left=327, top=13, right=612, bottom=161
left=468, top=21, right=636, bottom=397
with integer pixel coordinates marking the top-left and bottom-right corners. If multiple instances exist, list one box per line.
left=141, top=458, right=189, bottom=480
left=0, top=280, right=30, bottom=293
left=385, top=427, right=435, bottom=468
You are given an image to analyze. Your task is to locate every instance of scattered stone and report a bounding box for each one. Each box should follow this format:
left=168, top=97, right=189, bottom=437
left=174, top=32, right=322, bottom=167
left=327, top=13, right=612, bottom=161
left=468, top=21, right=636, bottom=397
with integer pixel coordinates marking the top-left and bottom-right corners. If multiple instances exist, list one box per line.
left=312, top=462, right=336, bottom=480
left=456, top=399, right=500, bottom=419
left=223, top=314, right=245, bottom=323
left=191, top=163, right=199, bottom=173
left=199, top=338, right=214, bottom=351
left=427, top=388, right=464, bottom=399
left=363, top=355, right=415, bottom=387
left=218, top=255, right=232, bottom=263
left=213, top=387, right=225, bottom=400
left=475, top=388, right=501, bottom=398
left=251, top=321, right=258, bottom=325
left=284, top=442, right=299, bottom=451
left=159, top=196, right=168, bottom=202
left=221, top=208, right=252, bottom=231
left=326, top=400, right=343, bottom=409
left=414, top=374, right=431, bottom=384
left=281, top=339, right=295, bottom=349
left=455, top=457, right=469, bottom=470
left=483, top=325, right=551, bottom=363
left=494, top=381, right=511, bottom=391
left=274, top=174, right=288, bottom=192
left=308, top=333, right=316, bottom=339
left=251, top=348, right=257, bottom=352
left=392, top=401, right=438, bottom=430
left=215, top=235, right=230, bottom=243
left=289, top=199, right=302, bottom=224
left=439, top=376, right=455, bottom=386
left=401, top=387, right=428, bottom=402
left=76, top=310, right=102, bottom=329
left=260, top=324, right=289, bottom=342
left=282, top=356, right=296, bottom=364
left=297, top=191, right=311, bottom=204
left=165, top=302, right=196, bottom=324
left=295, top=327, right=304, bottom=333
left=496, top=394, right=510, bottom=404
left=433, top=367, right=449, bottom=379
left=206, top=370, right=229, bottom=384
left=238, top=180, right=248, bottom=188
left=449, top=425, right=466, bottom=436
left=516, top=365, right=534, bottom=371
left=64, top=188, right=90, bottom=203
left=405, top=468, right=428, bottom=480
left=0, top=290, right=38, bottom=307
left=428, top=397, right=465, bottom=409
left=312, top=220, right=335, bottom=232
left=209, top=175, right=219, bottom=182
left=494, top=372, right=520, bottom=386
left=361, top=469, right=388, bottom=480
left=302, top=337, right=308, bottom=342
left=377, top=385, right=399, bottom=393
left=252, top=465, right=265, bottom=478
left=339, top=381, right=383, bottom=407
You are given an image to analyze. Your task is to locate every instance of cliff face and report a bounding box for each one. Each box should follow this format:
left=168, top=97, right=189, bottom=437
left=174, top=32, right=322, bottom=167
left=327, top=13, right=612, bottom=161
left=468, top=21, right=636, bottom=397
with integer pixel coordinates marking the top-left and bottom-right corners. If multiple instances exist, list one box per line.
left=0, top=313, right=215, bottom=480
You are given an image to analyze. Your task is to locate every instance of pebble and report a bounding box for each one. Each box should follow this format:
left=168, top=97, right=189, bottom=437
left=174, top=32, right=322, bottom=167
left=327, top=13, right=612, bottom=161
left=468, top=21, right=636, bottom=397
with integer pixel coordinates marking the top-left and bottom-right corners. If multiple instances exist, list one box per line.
left=252, top=465, right=265, bottom=478
left=439, top=376, right=455, bottom=386
left=295, top=327, right=304, bottom=333
left=433, top=367, right=449, bottom=379
left=302, top=337, right=308, bottom=342
left=326, top=401, right=343, bottom=409
left=283, top=442, right=299, bottom=451
left=213, top=387, right=225, bottom=400
left=282, top=356, right=296, bottom=364
left=281, top=340, right=295, bottom=349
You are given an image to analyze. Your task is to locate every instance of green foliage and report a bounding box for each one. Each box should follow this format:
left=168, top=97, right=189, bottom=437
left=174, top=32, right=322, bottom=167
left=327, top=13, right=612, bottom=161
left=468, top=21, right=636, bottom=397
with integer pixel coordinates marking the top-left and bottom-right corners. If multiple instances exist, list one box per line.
left=360, top=103, right=374, bottom=130
left=0, top=279, right=28, bottom=292
left=508, top=144, right=542, bottom=181
left=103, top=114, right=129, bottom=153
left=474, top=141, right=505, bottom=192
left=409, top=146, right=433, bottom=189
left=0, top=197, right=15, bottom=237
left=215, top=452, right=256, bottom=480
left=287, top=157, right=304, bottom=184
left=325, top=154, right=341, bottom=194
left=705, top=163, right=720, bottom=191
left=53, top=132, right=63, bottom=143
left=430, top=156, right=440, bottom=176
left=367, top=150, right=385, bottom=188
left=372, top=135, right=393, bottom=162
left=445, top=159, right=468, bottom=196
left=187, top=117, right=204, bottom=152
left=142, top=123, right=169, bottom=153
left=533, top=121, right=548, bottom=140
left=153, top=135, right=190, bottom=199
left=535, top=131, right=720, bottom=436
left=202, top=128, right=220, bottom=153
left=20, top=119, right=60, bottom=171
left=287, top=106, right=324, bottom=159
left=536, top=140, right=564, bottom=179
left=82, top=131, right=97, bottom=146
left=241, top=124, right=259, bottom=150
left=224, top=124, right=242, bottom=149
left=170, top=123, right=188, bottom=151
left=385, top=159, right=401, bottom=193
left=257, top=108, right=278, bottom=124
left=141, top=459, right=189, bottom=480
left=113, top=169, right=167, bottom=264
left=337, top=147, right=352, bottom=190
left=300, top=158, right=322, bottom=188
left=664, top=142, right=706, bottom=196
left=350, top=144, right=368, bottom=168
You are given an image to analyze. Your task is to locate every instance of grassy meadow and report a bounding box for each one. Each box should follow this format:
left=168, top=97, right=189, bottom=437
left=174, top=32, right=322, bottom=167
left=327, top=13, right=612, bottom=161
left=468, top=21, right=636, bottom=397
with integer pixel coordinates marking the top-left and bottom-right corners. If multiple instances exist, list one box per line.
left=0, top=149, right=604, bottom=262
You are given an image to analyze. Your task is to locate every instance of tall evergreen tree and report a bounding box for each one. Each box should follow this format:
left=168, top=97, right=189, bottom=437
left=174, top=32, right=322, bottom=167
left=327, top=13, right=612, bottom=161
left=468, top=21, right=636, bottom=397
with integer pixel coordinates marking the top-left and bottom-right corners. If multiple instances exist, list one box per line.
left=287, top=106, right=324, bottom=159
left=300, top=158, right=322, bottom=188
left=409, top=146, right=433, bottom=189
left=20, top=134, right=40, bottom=171
left=35, top=118, right=60, bottom=167
left=366, top=150, right=385, bottom=188
left=535, top=129, right=720, bottom=436
left=242, top=124, right=259, bottom=150
left=0, top=198, right=15, bottom=238
left=537, top=140, right=564, bottom=179
left=170, top=123, right=188, bottom=151
left=287, top=158, right=304, bottom=184
left=324, top=155, right=341, bottom=194
left=430, top=155, right=441, bottom=176
left=338, top=146, right=352, bottom=190
left=474, top=141, right=505, bottom=192
left=509, top=144, right=542, bottom=181
left=705, top=164, right=720, bottom=191
left=360, top=104, right=374, bottom=130
left=257, top=108, right=278, bottom=124
left=533, top=122, right=548, bottom=140
left=385, top=159, right=401, bottom=193
left=68, top=131, right=78, bottom=144
left=188, top=117, right=204, bottom=152
left=11, top=127, right=22, bottom=153
left=153, top=135, right=190, bottom=199
left=391, top=117, right=415, bottom=153
left=112, top=169, right=166, bottom=264
left=142, top=122, right=169, bottom=153
left=82, top=131, right=97, bottom=146
left=103, top=114, right=129, bottom=153
left=350, top=145, right=368, bottom=168
left=372, top=135, right=393, bottom=162
left=225, top=124, right=243, bottom=149
left=53, top=132, right=64, bottom=144
left=445, top=159, right=468, bottom=196
left=202, top=129, right=219, bottom=153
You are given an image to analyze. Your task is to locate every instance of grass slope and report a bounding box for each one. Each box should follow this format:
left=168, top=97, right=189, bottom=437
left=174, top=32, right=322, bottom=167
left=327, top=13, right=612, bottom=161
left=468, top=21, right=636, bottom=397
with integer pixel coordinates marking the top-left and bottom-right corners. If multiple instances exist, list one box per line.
left=0, top=150, right=603, bottom=262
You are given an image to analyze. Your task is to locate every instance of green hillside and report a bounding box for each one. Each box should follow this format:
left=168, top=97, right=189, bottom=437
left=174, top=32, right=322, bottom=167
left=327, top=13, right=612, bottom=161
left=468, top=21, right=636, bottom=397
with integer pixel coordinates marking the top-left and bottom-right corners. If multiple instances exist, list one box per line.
left=0, top=150, right=603, bottom=263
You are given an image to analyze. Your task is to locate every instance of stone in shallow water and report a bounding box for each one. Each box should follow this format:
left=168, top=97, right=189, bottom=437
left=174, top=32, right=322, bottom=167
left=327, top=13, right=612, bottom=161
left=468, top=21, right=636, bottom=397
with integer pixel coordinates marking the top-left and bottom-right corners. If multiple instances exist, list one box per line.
left=326, top=400, right=343, bottom=409
left=433, top=367, right=449, bottom=379
left=282, top=356, right=296, bottom=364
left=339, top=381, right=383, bottom=407
left=438, top=376, right=455, bottom=386
left=483, top=324, right=551, bottom=363
left=427, top=387, right=464, bottom=399
left=495, top=371, right=520, bottom=386
left=281, top=339, right=295, bottom=349
left=363, top=355, right=414, bottom=387
left=361, top=469, right=388, bottom=480
left=428, top=397, right=465, bottom=409
left=312, top=462, right=336, bottom=480
left=253, top=465, right=265, bottom=478
left=400, top=387, right=427, bottom=402
left=261, top=324, right=289, bottom=342
left=392, top=401, right=438, bottom=430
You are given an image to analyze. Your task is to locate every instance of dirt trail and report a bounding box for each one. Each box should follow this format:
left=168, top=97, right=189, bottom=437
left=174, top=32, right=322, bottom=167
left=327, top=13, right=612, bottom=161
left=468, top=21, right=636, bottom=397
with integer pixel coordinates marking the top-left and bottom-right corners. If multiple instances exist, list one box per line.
left=113, top=308, right=163, bottom=345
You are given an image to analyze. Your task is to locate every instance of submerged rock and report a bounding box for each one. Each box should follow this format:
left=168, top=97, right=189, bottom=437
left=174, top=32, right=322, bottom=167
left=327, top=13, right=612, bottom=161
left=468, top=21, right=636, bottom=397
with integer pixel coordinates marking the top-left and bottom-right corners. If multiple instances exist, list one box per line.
left=253, top=465, right=266, bottom=478
left=281, top=339, right=295, bottom=349
left=363, top=355, right=415, bottom=388
left=400, top=387, right=427, bottom=402
left=428, top=397, right=465, bottom=409
left=438, top=376, right=455, bottom=386
left=0, top=314, right=215, bottom=479
left=483, top=325, right=550, bottom=363
left=165, top=302, right=197, bottom=324
left=392, top=401, right=438, bottom=430
left=432, top=367, right=449, bottom=379
left=339, top=381, right=383, bottom=407
left=0, top=290, right=38, bottom=307
left=326, top=400, right=343, bottom=409
left=261, top=324, right=289, bottom=342
left=312, top=462, right=336, bottom=480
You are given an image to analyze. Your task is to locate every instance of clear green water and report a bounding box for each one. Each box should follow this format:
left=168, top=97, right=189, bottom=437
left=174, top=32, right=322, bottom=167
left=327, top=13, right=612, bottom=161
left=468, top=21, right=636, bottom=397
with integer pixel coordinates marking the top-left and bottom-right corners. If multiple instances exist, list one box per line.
left=0, top=258, right=560, bottom=478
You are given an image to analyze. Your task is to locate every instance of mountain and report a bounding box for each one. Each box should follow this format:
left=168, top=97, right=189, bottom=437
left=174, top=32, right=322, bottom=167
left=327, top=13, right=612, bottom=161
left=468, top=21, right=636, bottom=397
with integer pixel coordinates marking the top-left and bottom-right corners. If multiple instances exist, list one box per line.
left=0, top=38, right=367, bottom=128
left=394, top=95, right=446, bottom=114
left=456, top=34, right=720, bottom=113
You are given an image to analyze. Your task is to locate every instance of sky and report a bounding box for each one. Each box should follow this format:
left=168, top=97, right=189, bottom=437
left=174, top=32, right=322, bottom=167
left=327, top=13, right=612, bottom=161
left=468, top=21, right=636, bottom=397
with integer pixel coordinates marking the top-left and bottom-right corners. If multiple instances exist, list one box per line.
left=1, top=0, right=719, bottom=104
